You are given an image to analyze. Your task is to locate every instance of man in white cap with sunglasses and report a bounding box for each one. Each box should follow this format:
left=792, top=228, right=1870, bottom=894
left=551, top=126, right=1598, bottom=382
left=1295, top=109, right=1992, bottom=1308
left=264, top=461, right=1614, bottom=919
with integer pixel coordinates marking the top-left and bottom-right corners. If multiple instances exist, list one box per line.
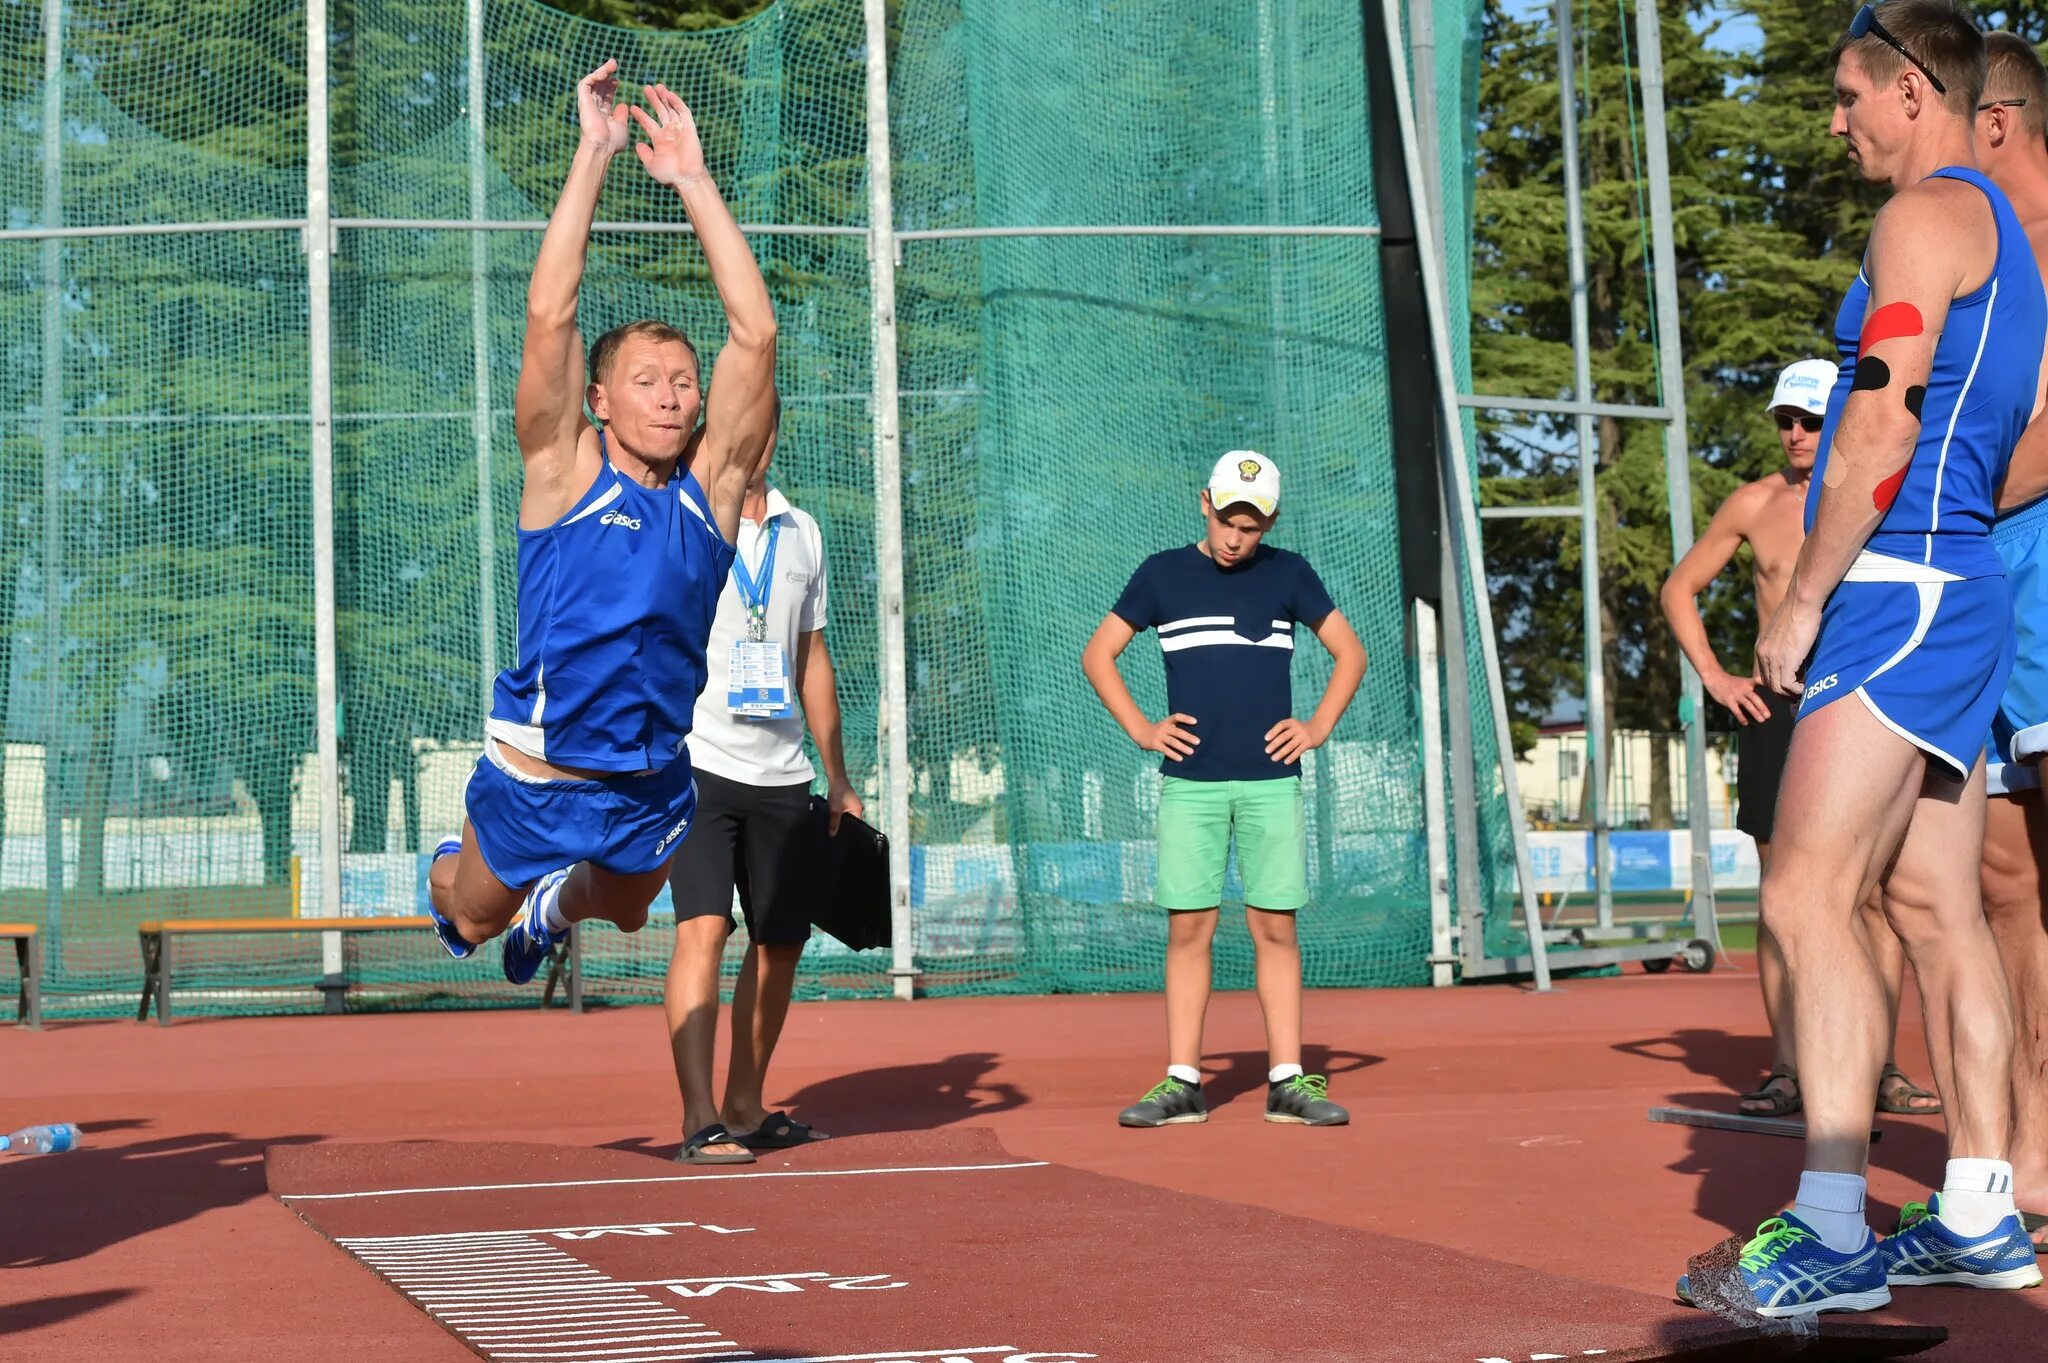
left=1662, top=360, right=1935, bottom=1128
left=1082, top=451, right=1366, bottom=1130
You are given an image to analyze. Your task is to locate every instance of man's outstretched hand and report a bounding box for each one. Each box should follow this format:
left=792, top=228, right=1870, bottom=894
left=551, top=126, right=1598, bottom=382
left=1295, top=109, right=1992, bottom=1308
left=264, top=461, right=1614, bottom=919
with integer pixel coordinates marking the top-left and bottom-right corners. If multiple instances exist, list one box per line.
left=630, top=83, right=709, bottom=190
left=577, top=59, right=630, bottom=154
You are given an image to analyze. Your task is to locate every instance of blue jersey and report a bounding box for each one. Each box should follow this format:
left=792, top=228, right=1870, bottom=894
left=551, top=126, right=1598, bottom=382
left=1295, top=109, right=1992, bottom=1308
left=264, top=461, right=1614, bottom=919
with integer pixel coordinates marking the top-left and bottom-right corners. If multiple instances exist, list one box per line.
left=1807, top=166, right=2045, bottom=579
left=487, top=437, right=736, bottom=773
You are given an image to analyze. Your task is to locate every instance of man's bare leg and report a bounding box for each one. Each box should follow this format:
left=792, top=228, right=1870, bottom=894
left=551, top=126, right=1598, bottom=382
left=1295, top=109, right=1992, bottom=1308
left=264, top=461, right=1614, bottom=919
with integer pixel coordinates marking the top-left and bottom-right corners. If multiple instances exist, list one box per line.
left=1883, top=759, right=2017, bottom=1170
left=432, top=822, right=526, bottom=944
left=723, top=942, right=807, bottom=1135
left=663, top=916, right=748, bottom=1158
left=1982, top=788, right=2048, bottom=1240
left=1745, top=835, right=1802, bottom=1115
left=1856, top=887, right=1942, bottom=1114
left=1165, top=909, right=1218, bottom=1070
left=1764, top=700, right=1925, bottom=1193
left=1247, top=907, right=1301, bottom=1070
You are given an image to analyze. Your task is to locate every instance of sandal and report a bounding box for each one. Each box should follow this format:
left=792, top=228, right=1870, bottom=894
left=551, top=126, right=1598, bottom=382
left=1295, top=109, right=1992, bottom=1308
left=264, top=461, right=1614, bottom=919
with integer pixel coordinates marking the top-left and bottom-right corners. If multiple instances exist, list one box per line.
left=1737, top=1065, right=1802, bottom=1118
left=735, top=1110, right=829, bottom=1151
left=1876, top=1063, right=1943, bottom=1116
left=675, top=1123, right=757, bottom=1165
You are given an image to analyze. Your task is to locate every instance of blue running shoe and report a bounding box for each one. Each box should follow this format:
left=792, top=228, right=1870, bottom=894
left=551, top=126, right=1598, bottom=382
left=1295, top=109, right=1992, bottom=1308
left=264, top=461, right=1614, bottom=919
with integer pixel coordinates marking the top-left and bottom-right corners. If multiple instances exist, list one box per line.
left=1881, top=1195, right=2043, bottom=1290
left=502, top=868, right=569, bottom=986
left=426, top=837, right=475, bottom=960
left=1677, top=1212, right=1890, bottom=1318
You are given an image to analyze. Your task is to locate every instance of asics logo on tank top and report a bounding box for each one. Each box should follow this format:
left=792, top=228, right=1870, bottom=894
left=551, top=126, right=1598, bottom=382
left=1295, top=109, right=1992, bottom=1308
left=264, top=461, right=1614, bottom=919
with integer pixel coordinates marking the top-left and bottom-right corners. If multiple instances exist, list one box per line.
left=600, top=510, right=643, bottom=531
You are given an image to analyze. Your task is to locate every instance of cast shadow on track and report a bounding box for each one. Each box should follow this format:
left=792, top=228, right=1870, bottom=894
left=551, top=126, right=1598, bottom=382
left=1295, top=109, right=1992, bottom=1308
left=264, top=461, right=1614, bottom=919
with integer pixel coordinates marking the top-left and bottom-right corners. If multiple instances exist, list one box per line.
left=0, top=1121, right=322, bottom=1269
left=0, top=1290, right=140, bottom=1334
left=598, top=1050, right=1029, bottom=1157
left=1199, top=1045, right=1383, bottom=1110
left=1614, top=1028, right=1948, bottom=1234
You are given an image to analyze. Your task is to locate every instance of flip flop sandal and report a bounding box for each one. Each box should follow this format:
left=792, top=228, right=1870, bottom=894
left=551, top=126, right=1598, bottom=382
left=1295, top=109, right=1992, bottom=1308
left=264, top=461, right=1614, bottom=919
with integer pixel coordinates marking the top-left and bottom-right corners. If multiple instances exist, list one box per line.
left=1737, top=1065, right=1801, bottom=1118
left=1876, top=1063, right=1943, bottom=1115
left=676, top=1123, right=757, bottom=1165
left=736, top=1110, right=829, bottom=1151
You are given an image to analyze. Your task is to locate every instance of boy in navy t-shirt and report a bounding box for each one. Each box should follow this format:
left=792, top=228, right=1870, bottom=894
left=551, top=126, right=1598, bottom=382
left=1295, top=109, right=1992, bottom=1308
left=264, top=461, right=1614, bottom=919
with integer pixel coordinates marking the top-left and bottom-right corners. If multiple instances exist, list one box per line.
left=1081, top=451, right=1368, bottom=1128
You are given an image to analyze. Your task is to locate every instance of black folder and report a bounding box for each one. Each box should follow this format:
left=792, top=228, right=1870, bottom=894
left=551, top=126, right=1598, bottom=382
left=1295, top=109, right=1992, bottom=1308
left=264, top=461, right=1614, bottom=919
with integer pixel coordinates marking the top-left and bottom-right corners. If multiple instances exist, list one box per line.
left=806, top=798, right=891, bottom=952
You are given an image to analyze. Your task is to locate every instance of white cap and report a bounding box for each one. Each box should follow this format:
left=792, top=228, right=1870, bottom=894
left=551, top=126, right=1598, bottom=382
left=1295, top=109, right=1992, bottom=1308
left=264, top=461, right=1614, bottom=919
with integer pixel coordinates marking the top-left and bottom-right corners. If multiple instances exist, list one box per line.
left=1768, top=359, right=1838, bottom=417
left=1208, top=450, right=1280, bottom=516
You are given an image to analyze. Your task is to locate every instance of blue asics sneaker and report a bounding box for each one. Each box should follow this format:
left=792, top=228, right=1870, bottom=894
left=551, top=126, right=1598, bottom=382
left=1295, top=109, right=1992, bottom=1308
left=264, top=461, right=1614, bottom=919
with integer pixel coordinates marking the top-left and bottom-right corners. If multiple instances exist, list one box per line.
left=501, top=868, right=570, bottom=986
left=1881, top=1195, right=2044, bottom=1290
left=425, top=838, right=475, bottom=960
left=1677, top=1213, right=1890, bottom=1318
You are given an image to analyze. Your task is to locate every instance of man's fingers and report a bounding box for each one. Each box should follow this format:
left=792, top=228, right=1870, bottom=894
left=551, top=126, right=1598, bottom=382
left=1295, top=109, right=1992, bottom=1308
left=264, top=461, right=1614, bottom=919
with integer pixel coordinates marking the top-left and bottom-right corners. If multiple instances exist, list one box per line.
left=1172, top=714, right=1197, bottom=726
left=828, top=811, right=843, bottom=836
left=581, top=57, right=618, bottom=88
left=633, top=142, right=654, bottom=170
left=628, top=105, right=660, bottom=136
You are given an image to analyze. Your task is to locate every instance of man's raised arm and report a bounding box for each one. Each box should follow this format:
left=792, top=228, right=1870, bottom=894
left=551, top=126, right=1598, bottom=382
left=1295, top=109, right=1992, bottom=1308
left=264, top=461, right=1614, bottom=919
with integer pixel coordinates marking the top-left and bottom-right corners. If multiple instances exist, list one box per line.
left=630, top=82, right=777, bottom=543
left=513, top=60, right=629, bottom=484
left=1756, top=186, right=1975, bottom=697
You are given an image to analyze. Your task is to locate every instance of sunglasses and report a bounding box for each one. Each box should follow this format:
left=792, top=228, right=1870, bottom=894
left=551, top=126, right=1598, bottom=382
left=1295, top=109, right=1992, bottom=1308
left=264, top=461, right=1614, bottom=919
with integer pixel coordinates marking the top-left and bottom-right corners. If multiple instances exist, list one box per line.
left=1847, top=5, right=1947, bottom=96
left=1775, top=413, right=1824, bottom=433
left=1980, top=98, right=2030, bottom=112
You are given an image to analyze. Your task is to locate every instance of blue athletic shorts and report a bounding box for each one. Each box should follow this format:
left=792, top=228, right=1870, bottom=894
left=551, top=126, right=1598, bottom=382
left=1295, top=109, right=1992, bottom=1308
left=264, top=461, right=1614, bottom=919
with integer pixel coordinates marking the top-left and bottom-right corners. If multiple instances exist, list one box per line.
left=1797, top=560, right=2014, bottom=781
left=1990, top=496, right=2048, bottom=795
left=463, top=739, right=699, bottom=891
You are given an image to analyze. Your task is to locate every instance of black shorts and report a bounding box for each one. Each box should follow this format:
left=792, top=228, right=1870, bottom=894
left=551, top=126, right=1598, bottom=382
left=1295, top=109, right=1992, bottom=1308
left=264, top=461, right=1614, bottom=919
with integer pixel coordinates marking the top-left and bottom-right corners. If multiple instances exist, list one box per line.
left=1736, top=688, right=1797, bottom=845
left=667, top=768, right=819, bottom=947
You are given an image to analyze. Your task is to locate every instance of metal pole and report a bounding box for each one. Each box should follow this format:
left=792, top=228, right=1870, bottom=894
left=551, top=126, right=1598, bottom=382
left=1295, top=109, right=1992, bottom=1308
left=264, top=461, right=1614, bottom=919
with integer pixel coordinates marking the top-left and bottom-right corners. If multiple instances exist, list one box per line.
left=1636, top=0, right=1721, bottom=952
left=467, top=0, right=497, bottom=716
left=1417, top=599, right=1454, bottom=987
left=40, top=0, right=63, bottom=924
left=1408, top=0, right=1480, bottom=982
left=1556, top=0, right=1611, bottom=931
left=863, top=0, right=915, bottom=1001
left=1379, top=0, right=1552, bottom=990
left=308, top=0, right=343, bottom=923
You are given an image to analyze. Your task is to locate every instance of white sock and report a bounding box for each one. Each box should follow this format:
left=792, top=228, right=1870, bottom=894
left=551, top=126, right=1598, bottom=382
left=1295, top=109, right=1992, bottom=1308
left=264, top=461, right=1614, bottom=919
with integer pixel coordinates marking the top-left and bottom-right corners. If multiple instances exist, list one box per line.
left=1793, top=1170, right=1870, bottom=1254
left=1269, top=1063, right=1304, bottom=1084
left=539, top=874, right=572, bottom=935
left=1938, top=1159, right=2017, bottom=1237
left=1166, top=1064, right=1202, bottom=1087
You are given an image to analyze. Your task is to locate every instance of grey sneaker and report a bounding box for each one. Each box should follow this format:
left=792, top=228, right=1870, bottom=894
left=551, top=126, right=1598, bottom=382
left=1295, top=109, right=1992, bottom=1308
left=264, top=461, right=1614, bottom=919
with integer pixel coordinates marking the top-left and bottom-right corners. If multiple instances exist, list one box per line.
left=1118, top=1077, right=1208, bottom=1127
left=1265, top=1074, right=1348, bottom=1125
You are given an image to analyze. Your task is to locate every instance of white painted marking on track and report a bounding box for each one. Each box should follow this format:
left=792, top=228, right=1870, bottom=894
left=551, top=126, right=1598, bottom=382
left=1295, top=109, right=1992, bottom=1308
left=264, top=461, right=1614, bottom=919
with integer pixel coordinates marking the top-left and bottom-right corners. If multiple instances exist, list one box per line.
left=342, top=1221, right=719, bottom=1244
left=281, top=1159, right=1048, bottom=1201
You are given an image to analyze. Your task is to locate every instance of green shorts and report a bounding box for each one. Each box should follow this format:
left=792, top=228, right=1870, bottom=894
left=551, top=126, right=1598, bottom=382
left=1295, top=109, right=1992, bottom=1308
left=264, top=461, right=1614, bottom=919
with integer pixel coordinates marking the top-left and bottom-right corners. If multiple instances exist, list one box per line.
left=1153, top=775, right=1308, bottom=912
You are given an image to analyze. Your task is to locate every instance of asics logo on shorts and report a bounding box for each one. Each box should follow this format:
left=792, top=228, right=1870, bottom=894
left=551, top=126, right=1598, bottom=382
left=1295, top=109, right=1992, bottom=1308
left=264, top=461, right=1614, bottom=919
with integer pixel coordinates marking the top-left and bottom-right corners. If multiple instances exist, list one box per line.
left=1804, top=673, right=1839, bottom=702
left=600, top=510, right=643, bottom=531
left=655, top=815, right=690, bottom=856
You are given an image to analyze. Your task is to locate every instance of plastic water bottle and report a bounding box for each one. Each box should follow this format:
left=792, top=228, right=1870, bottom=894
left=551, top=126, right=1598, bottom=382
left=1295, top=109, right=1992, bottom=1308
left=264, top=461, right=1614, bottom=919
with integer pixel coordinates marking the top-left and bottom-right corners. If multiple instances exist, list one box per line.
left=0, top=1124, right=81, bottom=1155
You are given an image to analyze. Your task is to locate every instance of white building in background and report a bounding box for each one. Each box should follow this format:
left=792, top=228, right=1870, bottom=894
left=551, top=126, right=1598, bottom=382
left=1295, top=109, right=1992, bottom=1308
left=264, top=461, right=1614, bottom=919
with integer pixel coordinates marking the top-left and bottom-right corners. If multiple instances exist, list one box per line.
left=1516, top=722, right=1735, bottom=830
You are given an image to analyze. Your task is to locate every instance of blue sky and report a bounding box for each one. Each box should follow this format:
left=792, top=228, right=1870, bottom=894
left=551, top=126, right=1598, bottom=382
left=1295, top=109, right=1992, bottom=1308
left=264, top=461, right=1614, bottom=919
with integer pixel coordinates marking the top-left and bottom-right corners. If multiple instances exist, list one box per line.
left=1500, top=0, right=1763, bottom=54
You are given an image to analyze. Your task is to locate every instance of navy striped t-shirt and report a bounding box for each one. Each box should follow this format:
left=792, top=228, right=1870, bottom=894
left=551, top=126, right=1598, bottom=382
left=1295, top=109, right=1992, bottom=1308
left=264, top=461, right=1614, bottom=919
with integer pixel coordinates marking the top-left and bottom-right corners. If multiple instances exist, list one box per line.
left=1110, top=544, right=1336, bottom=781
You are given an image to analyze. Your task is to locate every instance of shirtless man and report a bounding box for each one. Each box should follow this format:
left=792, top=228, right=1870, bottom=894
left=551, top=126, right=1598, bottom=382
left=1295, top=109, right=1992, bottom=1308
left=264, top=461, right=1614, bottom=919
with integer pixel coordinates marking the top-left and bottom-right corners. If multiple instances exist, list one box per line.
left=1660, top=360, right=1938, bottom=1122
left=1974, top=29, right=2048, bottom=1248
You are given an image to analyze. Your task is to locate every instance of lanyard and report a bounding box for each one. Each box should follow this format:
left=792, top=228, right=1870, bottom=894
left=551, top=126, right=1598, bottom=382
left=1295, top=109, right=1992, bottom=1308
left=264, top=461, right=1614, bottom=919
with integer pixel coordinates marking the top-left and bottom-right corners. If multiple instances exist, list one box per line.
left=731, top=516, right=781, bottom=642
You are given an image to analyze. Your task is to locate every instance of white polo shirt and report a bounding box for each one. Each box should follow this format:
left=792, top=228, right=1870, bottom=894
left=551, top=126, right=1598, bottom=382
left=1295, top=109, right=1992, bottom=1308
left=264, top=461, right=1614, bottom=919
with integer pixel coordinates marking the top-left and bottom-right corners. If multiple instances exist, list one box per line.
left=687, top=486, right=829, bottom=787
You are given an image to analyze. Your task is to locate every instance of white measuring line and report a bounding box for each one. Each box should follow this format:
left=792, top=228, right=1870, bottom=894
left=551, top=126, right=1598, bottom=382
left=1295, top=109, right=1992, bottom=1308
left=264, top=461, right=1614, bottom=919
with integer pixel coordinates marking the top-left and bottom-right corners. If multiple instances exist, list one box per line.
left=282, top=1159, right=1048, bottom=1201
left=486, top=1345, right=744, bottom=1359
left=468, top=1320, right=717, bottom=1338
left=342, top=1221, right=725, bottom=1244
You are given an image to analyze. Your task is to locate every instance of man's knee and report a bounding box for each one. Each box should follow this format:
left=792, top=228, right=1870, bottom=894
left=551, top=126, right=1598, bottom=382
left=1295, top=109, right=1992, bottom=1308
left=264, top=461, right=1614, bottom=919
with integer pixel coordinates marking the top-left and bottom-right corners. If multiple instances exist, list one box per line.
left=1246, top=908, right=1298, bottom=945
left=673, top=913, right=733, bottom=954
left=1166, top=909, right=1217, bottom=946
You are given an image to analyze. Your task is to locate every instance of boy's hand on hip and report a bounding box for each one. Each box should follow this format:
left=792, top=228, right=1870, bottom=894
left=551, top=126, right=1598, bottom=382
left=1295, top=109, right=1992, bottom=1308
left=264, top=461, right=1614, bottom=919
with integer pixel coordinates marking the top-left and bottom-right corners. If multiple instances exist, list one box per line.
left=1265, top=718, right=1325, bottom=765
left=1141, top=714, right=1200, bottom=761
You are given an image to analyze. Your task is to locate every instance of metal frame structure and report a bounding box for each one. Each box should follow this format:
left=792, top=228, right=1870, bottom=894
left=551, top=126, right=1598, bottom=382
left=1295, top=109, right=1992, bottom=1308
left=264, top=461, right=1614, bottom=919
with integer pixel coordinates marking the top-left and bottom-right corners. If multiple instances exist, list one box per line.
left=20, top=0, right=1716, bottom=994
left=1402, top=0, right=1722, bottom=981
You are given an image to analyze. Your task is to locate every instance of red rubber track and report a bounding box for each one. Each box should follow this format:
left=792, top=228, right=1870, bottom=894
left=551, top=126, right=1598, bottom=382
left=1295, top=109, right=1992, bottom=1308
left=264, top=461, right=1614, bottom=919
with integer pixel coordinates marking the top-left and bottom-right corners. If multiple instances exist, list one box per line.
left=3, top=959, right=2039, bottom=1359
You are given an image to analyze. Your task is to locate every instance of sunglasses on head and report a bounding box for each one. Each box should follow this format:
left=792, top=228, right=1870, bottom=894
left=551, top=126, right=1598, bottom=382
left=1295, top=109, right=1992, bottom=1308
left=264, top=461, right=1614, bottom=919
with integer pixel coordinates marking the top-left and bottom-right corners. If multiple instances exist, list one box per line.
left=1776, top=413, right=1824, bottom=433
left=1980, top=98, right=2030, bottom=112
left=1847, top=5, right=1948, bottom=95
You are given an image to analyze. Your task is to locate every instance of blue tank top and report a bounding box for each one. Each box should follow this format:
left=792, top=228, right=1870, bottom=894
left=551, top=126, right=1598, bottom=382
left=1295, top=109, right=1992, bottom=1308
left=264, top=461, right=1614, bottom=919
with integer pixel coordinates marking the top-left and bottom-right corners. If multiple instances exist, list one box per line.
left=487, top=435, right=737, bottom=772
left=1807, top=166, right=2046, bottom=578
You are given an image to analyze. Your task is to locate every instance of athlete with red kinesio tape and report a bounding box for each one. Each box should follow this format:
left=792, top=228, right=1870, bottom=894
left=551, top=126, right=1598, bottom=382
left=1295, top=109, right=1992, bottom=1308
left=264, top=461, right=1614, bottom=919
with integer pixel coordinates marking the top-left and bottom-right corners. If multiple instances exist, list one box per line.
left=1677, top=1, right=2045, bottom=1322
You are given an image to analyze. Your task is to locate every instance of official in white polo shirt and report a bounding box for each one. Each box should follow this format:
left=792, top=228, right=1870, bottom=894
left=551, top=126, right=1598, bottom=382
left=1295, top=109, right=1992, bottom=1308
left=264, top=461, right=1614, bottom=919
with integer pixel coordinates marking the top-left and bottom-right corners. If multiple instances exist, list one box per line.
left=666, top=419, right=863, bottom=1165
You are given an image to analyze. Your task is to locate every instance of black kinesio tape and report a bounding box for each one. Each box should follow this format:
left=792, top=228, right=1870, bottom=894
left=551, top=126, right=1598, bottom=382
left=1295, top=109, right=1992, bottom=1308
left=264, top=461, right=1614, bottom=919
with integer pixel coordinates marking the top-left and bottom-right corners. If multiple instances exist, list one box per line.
left=1851, top=357, right=1891, bottom=392
left=1905, top=385, right=1926, bottom=420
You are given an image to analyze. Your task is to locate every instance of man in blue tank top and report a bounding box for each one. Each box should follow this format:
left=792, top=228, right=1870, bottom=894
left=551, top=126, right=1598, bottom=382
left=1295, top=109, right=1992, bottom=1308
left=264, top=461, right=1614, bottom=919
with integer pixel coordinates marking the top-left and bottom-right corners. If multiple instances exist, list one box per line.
left=1677, top=3, right=2045, bottom=1322
left=421, top=62, right=778, bottom=1012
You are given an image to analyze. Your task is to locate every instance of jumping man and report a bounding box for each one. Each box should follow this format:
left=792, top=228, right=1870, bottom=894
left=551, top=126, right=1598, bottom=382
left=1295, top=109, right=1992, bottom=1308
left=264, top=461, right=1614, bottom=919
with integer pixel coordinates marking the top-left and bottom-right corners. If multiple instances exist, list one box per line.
left=425, top=61, right=778, bottom=987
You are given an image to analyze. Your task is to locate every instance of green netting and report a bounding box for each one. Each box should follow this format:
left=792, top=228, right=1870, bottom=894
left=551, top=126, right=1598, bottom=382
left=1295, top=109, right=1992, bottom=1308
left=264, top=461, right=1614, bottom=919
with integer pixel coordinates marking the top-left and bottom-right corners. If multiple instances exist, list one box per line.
left=2, top=0, right=1503, bottom=1021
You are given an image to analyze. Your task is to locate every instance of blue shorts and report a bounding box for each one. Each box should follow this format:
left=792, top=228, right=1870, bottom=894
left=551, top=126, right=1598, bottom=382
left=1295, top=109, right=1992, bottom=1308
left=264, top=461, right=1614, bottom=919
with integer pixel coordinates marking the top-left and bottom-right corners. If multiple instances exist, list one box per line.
left=1798, top=560, right=2013, bottom=781
left=1990, top=497, right=2048, bottom=795
left=464, top=739, right=699, bottom=891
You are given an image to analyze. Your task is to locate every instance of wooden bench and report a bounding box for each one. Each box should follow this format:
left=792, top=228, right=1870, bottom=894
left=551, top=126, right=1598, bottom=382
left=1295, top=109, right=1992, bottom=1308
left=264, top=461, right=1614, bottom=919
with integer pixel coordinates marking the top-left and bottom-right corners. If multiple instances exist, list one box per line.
left=1, top=923, right=42, bottom=1028
left=137, top=918, right=578, bottom=1024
